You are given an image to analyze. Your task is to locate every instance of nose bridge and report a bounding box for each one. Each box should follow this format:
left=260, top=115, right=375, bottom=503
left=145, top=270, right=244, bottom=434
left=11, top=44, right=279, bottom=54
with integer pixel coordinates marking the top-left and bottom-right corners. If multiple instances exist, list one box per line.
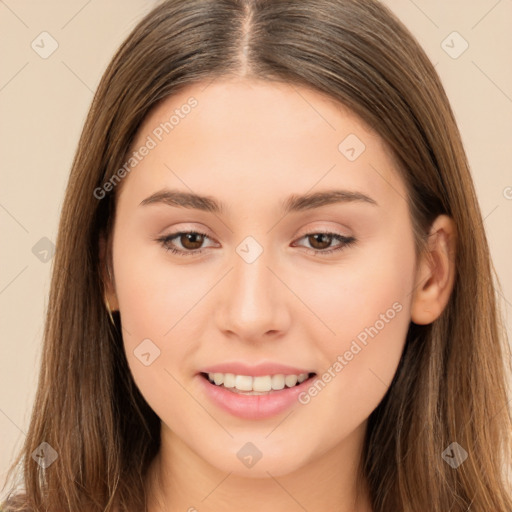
left=216, top=238, right=287, bottom=337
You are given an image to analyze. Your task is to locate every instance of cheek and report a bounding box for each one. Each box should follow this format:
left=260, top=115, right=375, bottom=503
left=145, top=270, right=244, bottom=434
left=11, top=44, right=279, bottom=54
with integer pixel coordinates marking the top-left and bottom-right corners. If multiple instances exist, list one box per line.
left=112, top=232, right=202, bottom=340
left=295, top=230, right=414, bottom=429
left=111, top=233, right=200, bottom=389
left=302, top=218, right=415, bottom=356
left=112, top=239, right=205, bottom=431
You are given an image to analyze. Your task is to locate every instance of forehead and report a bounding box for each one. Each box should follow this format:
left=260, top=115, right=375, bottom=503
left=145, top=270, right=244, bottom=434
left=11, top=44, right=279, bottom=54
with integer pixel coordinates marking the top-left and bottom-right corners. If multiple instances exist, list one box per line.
left=117, top=78, right=408, bottom=217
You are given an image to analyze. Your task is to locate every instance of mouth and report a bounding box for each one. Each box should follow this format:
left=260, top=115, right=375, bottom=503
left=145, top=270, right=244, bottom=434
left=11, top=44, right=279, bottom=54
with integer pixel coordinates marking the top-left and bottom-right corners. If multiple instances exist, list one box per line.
left=199, top=371, right=317, bottom=395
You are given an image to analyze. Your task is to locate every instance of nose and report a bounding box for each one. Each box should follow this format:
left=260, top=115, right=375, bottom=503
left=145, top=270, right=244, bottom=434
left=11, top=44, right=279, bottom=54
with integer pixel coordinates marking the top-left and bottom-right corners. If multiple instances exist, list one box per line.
left=215, top=246, right=291, bottom=342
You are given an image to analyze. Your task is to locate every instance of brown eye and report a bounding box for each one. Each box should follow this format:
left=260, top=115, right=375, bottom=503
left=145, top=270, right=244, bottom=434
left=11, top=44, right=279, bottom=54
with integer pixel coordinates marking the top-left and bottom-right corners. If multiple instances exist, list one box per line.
left=178, top=232, right=206, bottom=250
left=157, top=230, right=214, bottom=256
left=294, top=232, right=356, bottom=255
left=307, top=233, right=334, bottom=250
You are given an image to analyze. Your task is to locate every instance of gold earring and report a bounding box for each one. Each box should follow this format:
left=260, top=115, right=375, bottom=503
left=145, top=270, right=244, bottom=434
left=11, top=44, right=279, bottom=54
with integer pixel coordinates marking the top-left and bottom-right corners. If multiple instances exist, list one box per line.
left=103, top=293, right=116, bottom=327
left=104, top=263, right=116, bottom=327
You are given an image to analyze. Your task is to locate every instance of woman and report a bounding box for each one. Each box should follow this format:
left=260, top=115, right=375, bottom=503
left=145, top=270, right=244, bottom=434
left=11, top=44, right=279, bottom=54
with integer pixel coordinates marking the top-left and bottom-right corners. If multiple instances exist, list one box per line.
left=2, top=0, right=511, bottom=510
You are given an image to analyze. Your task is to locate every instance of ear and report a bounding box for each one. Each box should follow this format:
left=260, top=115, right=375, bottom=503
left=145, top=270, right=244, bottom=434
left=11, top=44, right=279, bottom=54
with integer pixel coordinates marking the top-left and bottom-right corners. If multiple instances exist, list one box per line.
left=99, top=233, right=119, bottom=311
left=411, top=214, right=457, bottom=325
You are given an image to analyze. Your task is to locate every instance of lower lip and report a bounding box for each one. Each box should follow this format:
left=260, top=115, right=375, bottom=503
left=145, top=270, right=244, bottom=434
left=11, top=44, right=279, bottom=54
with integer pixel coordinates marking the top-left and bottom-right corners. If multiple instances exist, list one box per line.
left=197, top=373, right=315, bottom=420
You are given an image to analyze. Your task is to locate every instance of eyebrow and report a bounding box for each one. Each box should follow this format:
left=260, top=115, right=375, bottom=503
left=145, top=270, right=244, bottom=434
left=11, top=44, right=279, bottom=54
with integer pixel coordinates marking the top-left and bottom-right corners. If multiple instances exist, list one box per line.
left=139, top=188, right=378, bottom=214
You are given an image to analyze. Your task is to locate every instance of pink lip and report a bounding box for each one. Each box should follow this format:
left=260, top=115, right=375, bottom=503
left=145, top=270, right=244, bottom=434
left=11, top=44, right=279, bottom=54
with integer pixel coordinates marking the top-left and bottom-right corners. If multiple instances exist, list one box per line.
left=196, top=369, right=316, bottom=421
left=198, top=361, right=313, bottom=377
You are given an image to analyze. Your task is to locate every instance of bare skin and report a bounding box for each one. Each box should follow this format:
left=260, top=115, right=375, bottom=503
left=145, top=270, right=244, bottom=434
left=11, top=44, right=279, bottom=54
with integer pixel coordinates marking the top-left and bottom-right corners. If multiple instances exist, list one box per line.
left=103, top=78, right=456, bottom=512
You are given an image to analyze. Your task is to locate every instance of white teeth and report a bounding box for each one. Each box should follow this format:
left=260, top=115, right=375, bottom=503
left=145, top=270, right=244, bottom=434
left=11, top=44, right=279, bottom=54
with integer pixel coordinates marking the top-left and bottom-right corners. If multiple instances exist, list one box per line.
left=213, top=373, right=224, bottom=386
left=253, top=376, right=272, bottom=392
left=223, top=373, right=235, bottom=388
left=235, top=375, right=253, bottom=391
left=284, top=375, right=298, bottom=387
left=271, top=374, right=285, bottom=390
left=206, top=372, right=311, bottom=392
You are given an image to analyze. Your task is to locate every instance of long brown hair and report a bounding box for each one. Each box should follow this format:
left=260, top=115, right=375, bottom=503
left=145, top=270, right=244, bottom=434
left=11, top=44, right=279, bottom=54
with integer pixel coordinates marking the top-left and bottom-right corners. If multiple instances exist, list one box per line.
left=2, top=0, right=511, bottom=510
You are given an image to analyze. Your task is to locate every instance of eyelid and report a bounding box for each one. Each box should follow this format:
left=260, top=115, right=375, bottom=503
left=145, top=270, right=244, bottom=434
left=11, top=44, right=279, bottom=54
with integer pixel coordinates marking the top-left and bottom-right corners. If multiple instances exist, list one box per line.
left=156, top=226, right=356, bottom=258
left=294, top=223, right=352, bottom=239
left=291, top=231, right=356, bottom=253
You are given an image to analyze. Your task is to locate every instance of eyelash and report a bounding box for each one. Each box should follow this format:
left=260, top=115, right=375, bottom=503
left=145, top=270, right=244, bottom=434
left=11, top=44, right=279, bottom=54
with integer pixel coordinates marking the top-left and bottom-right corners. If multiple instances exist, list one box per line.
left=156, top=230, right=356, bottom=257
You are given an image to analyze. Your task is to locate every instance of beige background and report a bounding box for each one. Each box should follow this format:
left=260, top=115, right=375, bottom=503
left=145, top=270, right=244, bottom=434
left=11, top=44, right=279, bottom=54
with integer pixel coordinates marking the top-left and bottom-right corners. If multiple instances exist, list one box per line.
left=1, top=0, right=511, bottom=494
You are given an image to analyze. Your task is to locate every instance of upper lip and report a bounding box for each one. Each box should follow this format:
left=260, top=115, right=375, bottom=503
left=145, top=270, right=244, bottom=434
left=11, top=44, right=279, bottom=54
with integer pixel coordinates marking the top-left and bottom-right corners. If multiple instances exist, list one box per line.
left=199, top=362, right=315, bottom=377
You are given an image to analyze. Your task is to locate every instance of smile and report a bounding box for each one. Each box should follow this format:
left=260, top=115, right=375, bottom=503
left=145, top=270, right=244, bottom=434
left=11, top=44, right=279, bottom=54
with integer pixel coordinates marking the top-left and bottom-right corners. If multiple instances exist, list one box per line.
left=202, top=372, right=314, bottom=394
left=197, top=370, right=318, bottom=420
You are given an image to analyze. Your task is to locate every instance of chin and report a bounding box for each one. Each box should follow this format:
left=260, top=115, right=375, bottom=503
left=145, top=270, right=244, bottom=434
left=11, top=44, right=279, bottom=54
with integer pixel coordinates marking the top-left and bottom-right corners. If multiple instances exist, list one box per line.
left=198, top=438, right=311, bottom=479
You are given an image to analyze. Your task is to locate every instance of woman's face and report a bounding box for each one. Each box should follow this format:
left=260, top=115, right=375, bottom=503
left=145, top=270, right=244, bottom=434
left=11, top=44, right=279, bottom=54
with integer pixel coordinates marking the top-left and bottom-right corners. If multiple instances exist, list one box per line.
left=108, top=78, right=417, bottom=478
